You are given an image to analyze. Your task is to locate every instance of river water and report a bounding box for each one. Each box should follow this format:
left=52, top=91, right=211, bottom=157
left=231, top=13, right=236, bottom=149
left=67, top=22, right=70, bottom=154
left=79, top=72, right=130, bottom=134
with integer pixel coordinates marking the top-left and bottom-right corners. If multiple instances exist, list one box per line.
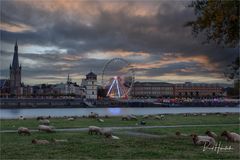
left=0, top=107, right=239, bottom=119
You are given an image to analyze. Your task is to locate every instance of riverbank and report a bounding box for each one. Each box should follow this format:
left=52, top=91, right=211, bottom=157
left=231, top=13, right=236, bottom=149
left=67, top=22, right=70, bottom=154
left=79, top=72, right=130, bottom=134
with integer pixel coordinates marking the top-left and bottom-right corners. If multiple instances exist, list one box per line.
left=1, top=114, right=239, bottom=159
left=0, top=98, right=239, bottom=109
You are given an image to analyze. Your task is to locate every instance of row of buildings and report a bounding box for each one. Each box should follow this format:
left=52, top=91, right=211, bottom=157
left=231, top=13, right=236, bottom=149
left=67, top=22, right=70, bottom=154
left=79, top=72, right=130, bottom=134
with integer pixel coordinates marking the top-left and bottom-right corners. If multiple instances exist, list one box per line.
left=0, top=41, right=225, bottom=99
left=131, top=82, right=223, bottom=98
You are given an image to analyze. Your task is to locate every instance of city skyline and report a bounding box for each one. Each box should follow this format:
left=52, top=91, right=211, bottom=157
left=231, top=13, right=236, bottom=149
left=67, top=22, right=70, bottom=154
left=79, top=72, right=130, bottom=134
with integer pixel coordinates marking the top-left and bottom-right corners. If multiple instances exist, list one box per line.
left=1, top=0, right=238, bottom=85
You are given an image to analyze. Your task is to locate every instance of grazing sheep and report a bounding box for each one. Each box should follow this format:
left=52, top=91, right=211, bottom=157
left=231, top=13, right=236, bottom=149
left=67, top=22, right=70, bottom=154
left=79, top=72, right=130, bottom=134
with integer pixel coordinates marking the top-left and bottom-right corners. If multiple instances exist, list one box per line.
left=191, top=134, right=216, bottom=147
left=38, top=125, right=55, bottom=133
left=98, top=118, right=104, bottom=122
left=100, top=128, right=112, bottom=138
left=205, top=130, right=218, bottom=139
left=154, top=115, right=161, bottom=120
left=129, top=115, right=138, bottom=120
left=142, top=115, right=150, bottom=119
left=67, top=117, right=75, bottom=121
left=221, top=131, right=240, bottom=142
left=32, top=139, right=50, bottom=144
left=18, top=127, right=31, bottom=136
left=39, top=119, right=50, bottom=125
left=122, top=115, right=130, bottom=121
left=88, top=112, right=99, bottom=118
left=88, top=126, right=102, bottom=135
left=160, top=115, right=165, bottom=120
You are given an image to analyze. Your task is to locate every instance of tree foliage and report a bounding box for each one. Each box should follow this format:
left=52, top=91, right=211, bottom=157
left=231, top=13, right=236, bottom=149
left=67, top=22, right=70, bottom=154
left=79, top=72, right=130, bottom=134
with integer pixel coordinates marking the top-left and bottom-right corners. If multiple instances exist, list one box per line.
left=186, top=0, right=239, bottom=47
left=225, top=56, right=239, bottom=80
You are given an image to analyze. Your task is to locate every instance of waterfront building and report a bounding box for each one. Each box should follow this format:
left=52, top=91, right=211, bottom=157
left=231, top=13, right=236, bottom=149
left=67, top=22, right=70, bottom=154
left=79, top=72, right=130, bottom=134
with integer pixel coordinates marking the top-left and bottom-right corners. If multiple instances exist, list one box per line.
left=175, top=82, right=223, bottom=98
left=0, top=79, right=10, bottom=97
left=131, top=82, right=174, bottom=98
left=9, top=41, right=22, bottom=96
left=81, top=71, right=98, bottom=99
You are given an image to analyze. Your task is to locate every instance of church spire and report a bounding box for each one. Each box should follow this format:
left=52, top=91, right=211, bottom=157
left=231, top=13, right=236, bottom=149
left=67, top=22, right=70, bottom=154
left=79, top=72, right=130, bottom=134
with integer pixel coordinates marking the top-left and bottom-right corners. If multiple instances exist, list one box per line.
left=12, top=40, right=19, bottom=69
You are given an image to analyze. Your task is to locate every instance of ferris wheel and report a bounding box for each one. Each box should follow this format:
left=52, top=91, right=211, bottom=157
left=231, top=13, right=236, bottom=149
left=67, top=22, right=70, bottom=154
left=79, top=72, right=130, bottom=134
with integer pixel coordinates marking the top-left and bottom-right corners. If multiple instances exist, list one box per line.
left=102, top=58, right=135, bottom=99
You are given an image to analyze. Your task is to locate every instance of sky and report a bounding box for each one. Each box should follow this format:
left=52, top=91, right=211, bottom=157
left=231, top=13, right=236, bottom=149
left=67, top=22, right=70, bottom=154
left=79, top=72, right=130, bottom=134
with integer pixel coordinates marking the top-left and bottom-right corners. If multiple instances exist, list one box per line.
left=0, top=0, right=238, bottom=85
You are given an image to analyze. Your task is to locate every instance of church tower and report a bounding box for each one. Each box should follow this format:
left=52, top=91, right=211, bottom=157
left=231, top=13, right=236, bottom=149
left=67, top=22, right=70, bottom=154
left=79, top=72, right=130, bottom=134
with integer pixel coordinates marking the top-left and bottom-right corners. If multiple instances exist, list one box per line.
left=10, top=41, right=21, bottom=95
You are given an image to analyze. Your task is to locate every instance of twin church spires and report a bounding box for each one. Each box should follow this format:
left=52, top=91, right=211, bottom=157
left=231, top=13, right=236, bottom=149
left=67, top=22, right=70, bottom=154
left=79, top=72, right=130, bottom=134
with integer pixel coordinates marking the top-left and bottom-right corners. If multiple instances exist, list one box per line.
left=10, top=40, right=21, bottom=95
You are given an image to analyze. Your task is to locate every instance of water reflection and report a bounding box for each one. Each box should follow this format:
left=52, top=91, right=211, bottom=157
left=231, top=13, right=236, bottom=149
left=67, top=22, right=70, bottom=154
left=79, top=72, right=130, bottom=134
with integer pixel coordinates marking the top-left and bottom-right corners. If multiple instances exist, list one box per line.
left=107, top=108, right=121, bottom=115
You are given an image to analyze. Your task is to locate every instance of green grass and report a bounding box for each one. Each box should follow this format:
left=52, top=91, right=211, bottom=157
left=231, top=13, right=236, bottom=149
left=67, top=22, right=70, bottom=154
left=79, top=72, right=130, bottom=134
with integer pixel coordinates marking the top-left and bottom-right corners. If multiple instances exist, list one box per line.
left=1, top=114, right=239, bottom=130
left=0, top=114, right=240, bottom=159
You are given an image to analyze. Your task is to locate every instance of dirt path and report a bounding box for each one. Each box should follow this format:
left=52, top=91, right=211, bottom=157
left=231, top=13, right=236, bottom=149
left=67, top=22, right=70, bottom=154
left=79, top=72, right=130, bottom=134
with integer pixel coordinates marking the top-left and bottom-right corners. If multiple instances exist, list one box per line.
left=0, top=123, right=238, bottom=133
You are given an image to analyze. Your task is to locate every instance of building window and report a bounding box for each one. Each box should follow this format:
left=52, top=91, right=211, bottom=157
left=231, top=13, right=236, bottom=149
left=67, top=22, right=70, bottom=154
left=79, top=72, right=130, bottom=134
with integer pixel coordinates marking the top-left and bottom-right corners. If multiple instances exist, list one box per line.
left=92, top=92, right=94, bottom=95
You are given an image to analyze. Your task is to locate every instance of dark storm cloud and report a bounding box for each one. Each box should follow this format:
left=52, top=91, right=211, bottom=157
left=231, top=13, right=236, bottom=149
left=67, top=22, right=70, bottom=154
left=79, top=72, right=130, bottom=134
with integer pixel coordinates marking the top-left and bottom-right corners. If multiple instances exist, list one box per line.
left=0, top=0, right=238, bottom=83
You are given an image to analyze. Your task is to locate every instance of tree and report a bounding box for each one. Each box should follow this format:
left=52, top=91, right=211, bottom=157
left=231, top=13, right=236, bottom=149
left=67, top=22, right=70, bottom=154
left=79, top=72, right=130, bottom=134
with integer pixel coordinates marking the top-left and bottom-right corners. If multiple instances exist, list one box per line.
left=186, top=0, right=239, bottom=47
left=224, top=56, right=239, bottom=80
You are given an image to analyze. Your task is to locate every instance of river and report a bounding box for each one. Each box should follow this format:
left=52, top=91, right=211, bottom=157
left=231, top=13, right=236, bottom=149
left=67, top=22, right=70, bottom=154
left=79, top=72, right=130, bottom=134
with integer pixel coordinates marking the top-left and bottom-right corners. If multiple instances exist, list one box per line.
left=0, top=107, right=239, bottom=119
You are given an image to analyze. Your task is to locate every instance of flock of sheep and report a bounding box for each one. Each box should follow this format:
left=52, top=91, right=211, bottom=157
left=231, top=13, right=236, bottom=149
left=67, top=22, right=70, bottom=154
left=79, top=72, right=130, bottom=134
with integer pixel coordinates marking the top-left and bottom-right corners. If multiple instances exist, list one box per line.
left=176, top=130, right=240, bottom=147
left=17, top=113, right=121, bottom=144
left=17, top=113, right=239, bottom=147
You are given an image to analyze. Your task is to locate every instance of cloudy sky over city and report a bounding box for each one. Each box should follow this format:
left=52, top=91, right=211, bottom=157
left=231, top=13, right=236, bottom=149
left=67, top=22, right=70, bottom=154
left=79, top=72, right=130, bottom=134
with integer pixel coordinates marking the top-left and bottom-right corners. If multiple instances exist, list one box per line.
left=0, top=0, right=238, bottom=85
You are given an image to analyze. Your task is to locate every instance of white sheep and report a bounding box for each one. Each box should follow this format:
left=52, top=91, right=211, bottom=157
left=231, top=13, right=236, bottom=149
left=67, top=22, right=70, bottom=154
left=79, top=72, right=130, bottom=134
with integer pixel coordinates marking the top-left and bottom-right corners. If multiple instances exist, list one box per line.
left=142, top=115, right=150, bottom=119
left=39, top=119, right=50, bottom=125
left=88, top=126, right=102, bottom=135
left=67, top=117, right=75, bottom=121
left=18, top=127, right=31, bottom=136
left=129, top=115, right=138, bottom=120
left=100, top=128, right=112, bottom=138
left=38, top=125, right=55, bottom=133
left=154, top=115, right=161, bottom=120
left=122, top=115, right=130, bottom=121
left=221, top=131, right=240, bottom=142
left=32, top=139, right=50, bottom=144
left=205, top=130, right=218, bottom=139
left=191, top=134, right=216, bottom=147
left=160, top=115, right=165, bottom=120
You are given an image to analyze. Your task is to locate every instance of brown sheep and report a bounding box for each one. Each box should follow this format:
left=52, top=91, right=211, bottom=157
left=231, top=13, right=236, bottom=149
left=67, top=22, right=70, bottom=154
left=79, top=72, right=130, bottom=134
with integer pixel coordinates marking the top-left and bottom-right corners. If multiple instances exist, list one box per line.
left=205, top=130, right=218, bottom=139
left=32, top=139, right=50, bottom=144
left=221, top=131, right=240, bottom=142
left=18, top=127, right=31, bottom=136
